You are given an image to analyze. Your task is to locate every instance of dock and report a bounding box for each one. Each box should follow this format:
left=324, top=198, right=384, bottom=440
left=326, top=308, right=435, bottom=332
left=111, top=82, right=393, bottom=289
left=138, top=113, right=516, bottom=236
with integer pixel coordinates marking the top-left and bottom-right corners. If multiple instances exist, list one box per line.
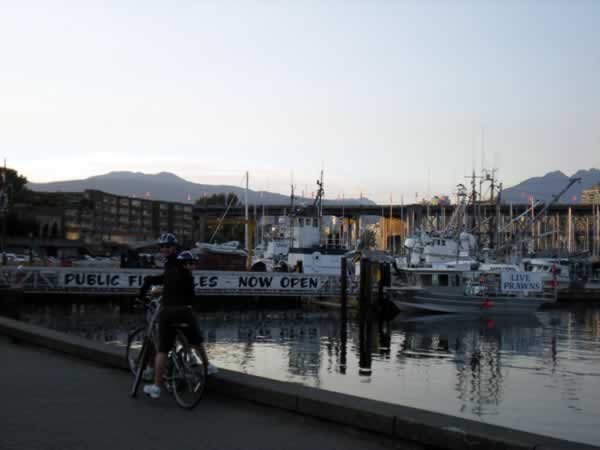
left=0, top=266, right=348, bottom=297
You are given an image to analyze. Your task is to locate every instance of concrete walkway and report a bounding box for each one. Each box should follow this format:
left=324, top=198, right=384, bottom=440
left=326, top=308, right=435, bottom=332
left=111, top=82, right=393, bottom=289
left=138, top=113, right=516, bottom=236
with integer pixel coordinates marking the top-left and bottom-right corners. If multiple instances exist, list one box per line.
left=0, top=336, right=411, bottom=450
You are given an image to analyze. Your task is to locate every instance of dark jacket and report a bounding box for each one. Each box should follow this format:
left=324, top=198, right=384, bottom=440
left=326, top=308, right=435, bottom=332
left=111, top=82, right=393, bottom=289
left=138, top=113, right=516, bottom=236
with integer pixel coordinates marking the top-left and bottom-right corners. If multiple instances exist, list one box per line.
left=140, top=254, right=195, bottom=307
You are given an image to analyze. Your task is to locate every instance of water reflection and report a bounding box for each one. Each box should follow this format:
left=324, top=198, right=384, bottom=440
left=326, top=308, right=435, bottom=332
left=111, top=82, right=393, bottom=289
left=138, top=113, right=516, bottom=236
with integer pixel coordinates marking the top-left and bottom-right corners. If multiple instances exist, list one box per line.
left=19, top=301, right=600, bottom=445
left=394, top=314, right=542, bottom=416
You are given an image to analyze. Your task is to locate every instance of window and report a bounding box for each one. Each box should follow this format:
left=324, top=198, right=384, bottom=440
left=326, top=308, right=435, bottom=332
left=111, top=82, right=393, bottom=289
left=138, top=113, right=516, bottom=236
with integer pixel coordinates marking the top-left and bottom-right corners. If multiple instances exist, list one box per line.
left=438, top=274, right=449, bottom=286
left=420, top=274, right=433, bottom=286
left=299, top=218, right=304, bottom=227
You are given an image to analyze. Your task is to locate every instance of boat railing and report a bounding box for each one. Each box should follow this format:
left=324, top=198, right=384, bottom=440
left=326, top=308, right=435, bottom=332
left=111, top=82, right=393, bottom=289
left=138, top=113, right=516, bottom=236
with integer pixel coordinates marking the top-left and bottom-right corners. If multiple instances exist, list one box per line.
left=319, top=237, right=347, bottom=249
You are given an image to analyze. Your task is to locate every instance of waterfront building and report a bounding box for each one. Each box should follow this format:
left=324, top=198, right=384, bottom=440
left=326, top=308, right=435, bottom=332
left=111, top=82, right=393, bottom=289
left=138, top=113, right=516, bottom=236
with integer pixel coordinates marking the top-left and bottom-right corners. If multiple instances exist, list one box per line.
left=63, top=190, right=193, bottom=246
left=8, top=189, right=194, bottom=254
left=581, top=183, right=600, bottom=205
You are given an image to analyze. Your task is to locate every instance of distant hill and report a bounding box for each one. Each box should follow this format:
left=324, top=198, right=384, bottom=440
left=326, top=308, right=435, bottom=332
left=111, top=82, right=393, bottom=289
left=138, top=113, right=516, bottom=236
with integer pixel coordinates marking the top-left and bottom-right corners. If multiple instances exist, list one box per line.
left=501, top=168, right=600, bottom=204
left=27, top=171, right=376, bottom=206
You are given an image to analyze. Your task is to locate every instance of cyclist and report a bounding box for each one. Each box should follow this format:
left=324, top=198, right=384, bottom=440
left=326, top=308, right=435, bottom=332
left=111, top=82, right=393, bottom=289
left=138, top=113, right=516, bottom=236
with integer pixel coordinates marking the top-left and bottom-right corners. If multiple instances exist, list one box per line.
left=139, top=233, right=211, bottom=399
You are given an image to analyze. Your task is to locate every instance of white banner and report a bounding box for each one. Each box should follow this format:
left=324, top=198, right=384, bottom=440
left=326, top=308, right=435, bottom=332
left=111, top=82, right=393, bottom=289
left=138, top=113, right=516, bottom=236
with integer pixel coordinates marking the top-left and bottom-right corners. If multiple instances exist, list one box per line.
left=500, top=272, right=543, bottom=293
left=60, top=271, right=152, bottom=289
left=58, top=270, right=329, bottom=293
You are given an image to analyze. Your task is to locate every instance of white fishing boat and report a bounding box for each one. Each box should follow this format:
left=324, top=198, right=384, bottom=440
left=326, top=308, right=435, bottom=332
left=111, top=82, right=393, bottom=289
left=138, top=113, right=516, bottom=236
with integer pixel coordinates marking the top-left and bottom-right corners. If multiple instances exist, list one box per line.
left=403, top=230, right=478, bottom=267
left=286, top=171, right=350, bottom=275
left=388, top=267, right=557, bottom=314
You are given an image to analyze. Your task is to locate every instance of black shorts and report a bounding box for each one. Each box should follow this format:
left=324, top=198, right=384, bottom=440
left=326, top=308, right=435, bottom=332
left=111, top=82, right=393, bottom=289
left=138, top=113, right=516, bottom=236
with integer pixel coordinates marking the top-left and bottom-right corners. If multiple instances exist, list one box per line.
left=158, top=306, right=203, bottom=353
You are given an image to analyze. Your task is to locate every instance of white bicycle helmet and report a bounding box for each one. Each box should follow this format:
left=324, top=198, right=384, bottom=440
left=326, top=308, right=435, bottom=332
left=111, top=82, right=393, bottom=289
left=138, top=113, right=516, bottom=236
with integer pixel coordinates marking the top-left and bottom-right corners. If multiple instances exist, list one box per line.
left=176, top=250, right=195, bottom=261
left=158, top=233, right=177, bottom=246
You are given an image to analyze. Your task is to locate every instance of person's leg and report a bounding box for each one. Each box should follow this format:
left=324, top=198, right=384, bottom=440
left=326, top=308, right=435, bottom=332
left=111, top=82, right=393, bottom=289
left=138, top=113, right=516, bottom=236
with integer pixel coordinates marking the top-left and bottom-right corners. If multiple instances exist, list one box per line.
left=154, top=352, right=168, bottom=385
left=155, top=316, right=176, bottom=384
left=143, top=348, right=165, bottom=398
left=144, top=311, right=174, bottom=398
left=182, top=309, right=210, bottom=374
left=192, top=344, right=209, bottom=372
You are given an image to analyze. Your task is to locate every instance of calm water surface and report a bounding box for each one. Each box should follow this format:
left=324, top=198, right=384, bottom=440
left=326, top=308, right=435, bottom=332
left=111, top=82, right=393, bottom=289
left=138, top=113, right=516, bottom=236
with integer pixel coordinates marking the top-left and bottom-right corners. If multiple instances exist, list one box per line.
left=22, top=302, right=600, bottom=446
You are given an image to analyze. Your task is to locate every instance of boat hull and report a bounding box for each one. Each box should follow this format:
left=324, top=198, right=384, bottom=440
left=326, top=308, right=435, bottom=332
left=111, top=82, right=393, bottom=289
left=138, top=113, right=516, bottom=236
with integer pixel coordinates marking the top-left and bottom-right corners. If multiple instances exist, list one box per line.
left=391, top=288, right=554, bottom=314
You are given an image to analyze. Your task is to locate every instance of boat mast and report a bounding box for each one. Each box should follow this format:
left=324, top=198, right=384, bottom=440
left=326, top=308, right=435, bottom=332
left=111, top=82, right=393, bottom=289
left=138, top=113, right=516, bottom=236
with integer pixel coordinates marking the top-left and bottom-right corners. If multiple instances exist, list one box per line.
left=290, top=182, right=295, bottom=248
left=495, top=182, right=502, bottom=255
left=315, top=170, right=324, bottom=239
left=261, top=191, right=265, bottom=245
left=245, top=171, right=249, bottom=251
left=390, top=194, right=393, bottom=254
left=487, top=168, right=497, bottom=251
left=1, top=159, right=8, bottom=265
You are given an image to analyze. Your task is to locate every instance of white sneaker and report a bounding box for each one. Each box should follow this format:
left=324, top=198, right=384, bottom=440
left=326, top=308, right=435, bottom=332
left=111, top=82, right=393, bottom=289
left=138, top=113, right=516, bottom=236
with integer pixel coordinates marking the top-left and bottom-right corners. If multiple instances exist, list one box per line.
left=143, top=384, right=161, bottom=399
left=207, top=363, right=219, bottom=376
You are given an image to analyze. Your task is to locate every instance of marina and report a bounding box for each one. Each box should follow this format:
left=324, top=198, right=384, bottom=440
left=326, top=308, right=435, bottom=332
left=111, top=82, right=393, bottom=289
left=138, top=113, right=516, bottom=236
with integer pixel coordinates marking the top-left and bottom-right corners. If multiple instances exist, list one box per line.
left=14, top=299, right=600, bottom=447
left=3, top=3, right=600, bottom=449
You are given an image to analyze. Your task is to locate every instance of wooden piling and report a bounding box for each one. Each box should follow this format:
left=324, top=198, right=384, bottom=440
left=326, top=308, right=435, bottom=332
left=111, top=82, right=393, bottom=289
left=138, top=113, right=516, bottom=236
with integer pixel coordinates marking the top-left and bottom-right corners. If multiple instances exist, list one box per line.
left=340, top=256, right=348, bottom=374
left=359, top=257, right=373, bottom=373
left=341, top=257, right=347, bottom=319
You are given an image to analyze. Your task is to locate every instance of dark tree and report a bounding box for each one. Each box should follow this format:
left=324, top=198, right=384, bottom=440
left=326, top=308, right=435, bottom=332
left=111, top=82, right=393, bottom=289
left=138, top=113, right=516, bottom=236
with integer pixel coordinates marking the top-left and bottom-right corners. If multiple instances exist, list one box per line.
left=195, top=192, right=241, bottom=207
left=1, top=167, right=28, bottom=193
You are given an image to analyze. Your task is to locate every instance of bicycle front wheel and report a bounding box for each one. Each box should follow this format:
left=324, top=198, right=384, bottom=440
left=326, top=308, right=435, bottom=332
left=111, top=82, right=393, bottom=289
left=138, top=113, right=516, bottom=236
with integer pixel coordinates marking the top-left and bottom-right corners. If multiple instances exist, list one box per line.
left=130, top=335, right=151, bottom=398
left=171, top=332, right=206, bottom=409
left=126, top=327, right=154, bottom=381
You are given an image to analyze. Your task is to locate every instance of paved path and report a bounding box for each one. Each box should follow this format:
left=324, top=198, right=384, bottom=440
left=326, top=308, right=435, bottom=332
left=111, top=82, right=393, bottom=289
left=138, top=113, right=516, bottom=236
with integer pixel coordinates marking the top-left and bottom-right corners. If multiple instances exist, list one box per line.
left=0, top=336, right=414, bottom=450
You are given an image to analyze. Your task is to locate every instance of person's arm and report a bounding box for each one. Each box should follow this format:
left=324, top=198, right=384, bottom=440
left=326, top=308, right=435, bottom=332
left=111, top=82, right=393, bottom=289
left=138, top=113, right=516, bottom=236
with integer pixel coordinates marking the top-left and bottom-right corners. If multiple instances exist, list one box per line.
left=185, top=271, right=195, bottom=299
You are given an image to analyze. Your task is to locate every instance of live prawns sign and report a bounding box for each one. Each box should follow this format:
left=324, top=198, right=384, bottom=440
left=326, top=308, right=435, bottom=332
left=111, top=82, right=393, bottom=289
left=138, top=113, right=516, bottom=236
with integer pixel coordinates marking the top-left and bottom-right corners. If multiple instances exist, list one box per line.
left=59, top=270, right=327, bottom=293
left=500, top=272, right=543, bottom=293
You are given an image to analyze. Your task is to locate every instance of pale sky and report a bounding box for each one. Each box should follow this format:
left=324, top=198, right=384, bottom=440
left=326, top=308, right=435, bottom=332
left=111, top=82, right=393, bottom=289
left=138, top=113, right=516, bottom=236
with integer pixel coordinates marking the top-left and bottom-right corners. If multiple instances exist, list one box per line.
left=1, top=0, right=599, bottom=203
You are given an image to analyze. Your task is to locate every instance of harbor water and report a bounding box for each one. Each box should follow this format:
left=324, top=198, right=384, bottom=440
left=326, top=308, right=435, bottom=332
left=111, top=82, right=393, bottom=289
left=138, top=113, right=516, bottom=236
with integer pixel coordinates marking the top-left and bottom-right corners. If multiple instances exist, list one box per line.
left=20, top=301, right=600, bottom=446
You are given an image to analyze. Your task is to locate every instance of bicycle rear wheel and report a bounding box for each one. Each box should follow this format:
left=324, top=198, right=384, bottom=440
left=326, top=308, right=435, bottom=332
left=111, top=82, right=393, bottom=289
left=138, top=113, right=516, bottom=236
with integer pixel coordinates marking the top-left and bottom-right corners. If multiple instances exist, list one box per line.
left=171, top=331, right=206, bottom=409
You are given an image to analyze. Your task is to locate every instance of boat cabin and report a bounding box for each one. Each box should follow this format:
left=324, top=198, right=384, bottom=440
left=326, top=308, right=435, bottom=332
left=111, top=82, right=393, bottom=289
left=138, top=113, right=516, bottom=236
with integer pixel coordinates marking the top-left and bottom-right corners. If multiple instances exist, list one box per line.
left=396, top=267, right=465, bottom=288
left=291, top=216, right=321, bottom=248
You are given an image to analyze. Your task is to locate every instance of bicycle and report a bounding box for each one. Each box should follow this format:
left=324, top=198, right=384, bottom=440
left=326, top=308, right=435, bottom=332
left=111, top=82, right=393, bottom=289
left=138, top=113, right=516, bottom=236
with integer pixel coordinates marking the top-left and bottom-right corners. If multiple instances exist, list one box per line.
left=128, top=290, right=207, bottom=409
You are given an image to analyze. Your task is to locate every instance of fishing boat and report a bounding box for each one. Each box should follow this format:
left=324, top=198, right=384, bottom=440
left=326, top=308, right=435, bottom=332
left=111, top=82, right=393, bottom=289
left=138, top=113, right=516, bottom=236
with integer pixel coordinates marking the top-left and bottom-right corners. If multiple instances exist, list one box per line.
left=287, top=173, right=349, bottom=275
left=191, top=241, right=248, bottom=271
left=254, top=171, right=350, bottom=275
left=388, top=267, right=557, bottom=314
left=522, top=258, right=570, bottom=290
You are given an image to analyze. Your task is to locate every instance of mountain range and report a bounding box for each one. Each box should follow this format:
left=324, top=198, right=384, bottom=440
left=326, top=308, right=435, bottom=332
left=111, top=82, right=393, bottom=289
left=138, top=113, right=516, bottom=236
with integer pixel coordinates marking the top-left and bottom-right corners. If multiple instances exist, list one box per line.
left=501, top=168, right=600, bottom=204
left=27, top=171, right=376, bottom=206
left=27, top=168, right=600, bottom=206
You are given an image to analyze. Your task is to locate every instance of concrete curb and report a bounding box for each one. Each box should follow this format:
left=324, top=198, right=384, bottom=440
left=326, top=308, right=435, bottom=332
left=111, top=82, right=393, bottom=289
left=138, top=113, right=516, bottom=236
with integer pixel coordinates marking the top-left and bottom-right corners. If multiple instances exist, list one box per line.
left=0, top=315, right=597, bottom=450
